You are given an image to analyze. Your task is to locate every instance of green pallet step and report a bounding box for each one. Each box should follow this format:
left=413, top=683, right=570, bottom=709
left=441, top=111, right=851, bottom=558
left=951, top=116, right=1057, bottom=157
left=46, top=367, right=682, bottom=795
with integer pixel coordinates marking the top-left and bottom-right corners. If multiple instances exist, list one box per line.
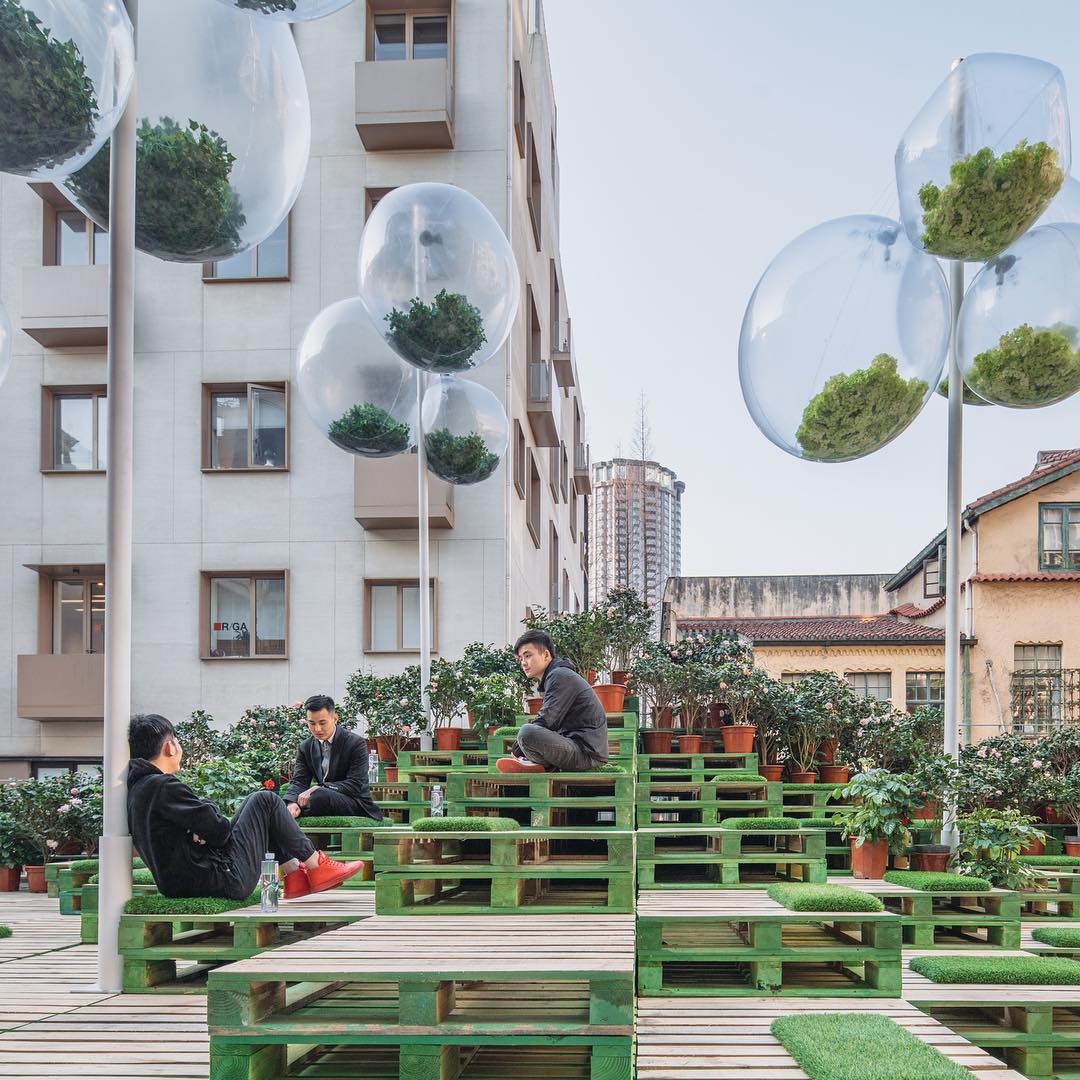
left=637, top=751, right=758, bottom=782
left=486, top=725, right=638, bottom=765
left=636, top=779, right=779, bottom=828
left=80, top=881, right=158, bottom=945
left=298, top=821, right=407, bottom=889
left=1019, top=870, right=1080, bottom=919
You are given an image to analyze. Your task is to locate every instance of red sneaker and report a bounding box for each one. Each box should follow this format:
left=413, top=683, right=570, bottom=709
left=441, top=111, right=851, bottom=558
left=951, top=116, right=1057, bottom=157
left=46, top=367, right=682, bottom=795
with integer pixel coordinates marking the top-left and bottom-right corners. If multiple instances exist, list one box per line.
left=305, top=851, right=364, bottom=894
left=283, top=866, right=311, bottom=899
left=496, top=756, right=547, bottom=774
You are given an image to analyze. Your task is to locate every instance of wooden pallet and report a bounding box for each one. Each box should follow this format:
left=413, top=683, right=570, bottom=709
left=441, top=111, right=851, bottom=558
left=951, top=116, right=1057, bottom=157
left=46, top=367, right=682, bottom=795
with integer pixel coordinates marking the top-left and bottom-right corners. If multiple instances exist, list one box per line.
left=1018, top=869, right=1080, bottom=919
left=837, top=878, right=1021, bottom=948
left=55, top=865, right=97, bottom=915
left=373, top=828, right=635, bottom=914
left=207, top=914, right=635, bottom=1080
left=636, top=826, right=827, bottom=888
left=637, top=751, right=758, bottom=781
left=777, top=783, right=851, bottom=818
left=1021, top=921, right=1080, bottom=957
left=297, top=821, right=406, bottom=889
left=903, top=947, right=1080, bottom=1079
left=395, top=749, right=491, bottom=782
left=485, top=724, right=639, bottom=765
left=79, top=881, right=158, bottom=945
left=635, top=996, right=1027, bottom=1078
left=635, top=779, right=777, bottom=828
left=636, top=889, right=902, bottom=997
left=119, top=890, right=377, bottom=993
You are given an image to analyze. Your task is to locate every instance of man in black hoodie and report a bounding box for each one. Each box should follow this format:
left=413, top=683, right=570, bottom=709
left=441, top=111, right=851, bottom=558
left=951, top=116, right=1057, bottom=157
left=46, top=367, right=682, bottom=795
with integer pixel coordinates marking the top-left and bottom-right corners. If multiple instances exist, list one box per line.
left=495, top=630, right=609, bottom=773
left=126, top=713, right=364, bottom=900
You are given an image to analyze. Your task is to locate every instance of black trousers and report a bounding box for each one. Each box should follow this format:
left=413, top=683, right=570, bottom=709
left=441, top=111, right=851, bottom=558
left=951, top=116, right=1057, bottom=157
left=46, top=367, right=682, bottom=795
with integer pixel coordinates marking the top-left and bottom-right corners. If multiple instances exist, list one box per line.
left=222, top=789, right=317, bottom=899
left=300, top=787, right=368, bottom=818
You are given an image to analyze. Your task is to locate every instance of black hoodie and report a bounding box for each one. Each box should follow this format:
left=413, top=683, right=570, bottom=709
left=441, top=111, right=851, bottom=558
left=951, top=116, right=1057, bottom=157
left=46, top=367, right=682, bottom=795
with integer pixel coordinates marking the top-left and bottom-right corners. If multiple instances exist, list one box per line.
left=520, top=657, right=609, bottom=762
left=126, top=758, right=240, bottom=898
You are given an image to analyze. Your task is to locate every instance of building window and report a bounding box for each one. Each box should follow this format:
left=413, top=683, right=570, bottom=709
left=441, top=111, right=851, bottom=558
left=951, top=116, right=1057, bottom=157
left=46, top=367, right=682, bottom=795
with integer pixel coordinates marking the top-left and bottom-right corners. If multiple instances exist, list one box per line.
left=905, top=671, right=944, bottom=712
left=365, top=187, right=395, bottom=218
left=33, top=761, right=102, bottom=779
left=202, top=572, right=287, bottom=659
left=364, top=579, right=437, bottom=653
left=513, top=60, right=526, bottom=156
left=923, top=556, right=942, bottom=598
left=55, top=210, right=108, bottom=266
left=203, top=383, right=288, bottom=471
left=548, top=446, right=560, bottom=502
left=846, top=671, right=892, bottom=702
left=371, top=12, right=448, bottom=60
left=53, top=579, right=106, bottom=655
left=1041, top=504, right=1080, bottom=571
left=549, top=523, right=560, bottom=611
left=513, top=420, right=526, bottom=498
left=562, top=569, right=570, bottom=613
left=1012, top=643, right=1063, bottom=733
left=43, top=387, right=108, bottom=472
left=569, top=483, right=578, bottom=541
left=527, top=451, right=541, bottom=548
left=780, top=672, right=811, bottom=685
left=204, top=218, right=289, bottom=281
left=560, top=443, right=569, bottom=501
left=525, top=123, right=542, bottom=249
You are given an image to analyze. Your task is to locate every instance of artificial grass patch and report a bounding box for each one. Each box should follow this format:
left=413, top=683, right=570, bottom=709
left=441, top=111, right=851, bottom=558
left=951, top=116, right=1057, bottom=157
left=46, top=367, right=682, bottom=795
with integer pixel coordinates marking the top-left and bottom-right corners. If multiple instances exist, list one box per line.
left=299, top=816, right=391, bottom=829
left=1019, top=854, right=1080, bottom=866
left=767, top=883, right=884, bottom=913
left=493, top=725, right=521, bottom=736
left=1032, top=927, right=1080, bottom=948
left=69, top=859, right=100, bottom=874
left=770, top=1012, right=970, bottom=1080
left=0, top=925, right=10, bottom=939
left=593, top=763, right=627, bottom=773
left=710, top=771, right=766, bottom=784
left=800, top=818, right=842, bottom=829
left=123, top=890, right=260, bottom=916
left=909, top=954, right=1080, bottom=985
left=412, top=816, right=520, bottom=832
left=721, top=816, right=804, bottom=830
left=883, top=871, right=991, bottom=893
left=89, top=868, right=156, bottom=886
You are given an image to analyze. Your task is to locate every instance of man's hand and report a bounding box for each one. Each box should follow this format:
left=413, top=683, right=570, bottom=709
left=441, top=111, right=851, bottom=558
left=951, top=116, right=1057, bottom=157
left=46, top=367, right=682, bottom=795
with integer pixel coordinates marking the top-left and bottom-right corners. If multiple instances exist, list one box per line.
left=191, top=833, right=207, bottom=845
left=297, top=787, right=317, bottom=808
left=287, top=802, right=302, bottom=819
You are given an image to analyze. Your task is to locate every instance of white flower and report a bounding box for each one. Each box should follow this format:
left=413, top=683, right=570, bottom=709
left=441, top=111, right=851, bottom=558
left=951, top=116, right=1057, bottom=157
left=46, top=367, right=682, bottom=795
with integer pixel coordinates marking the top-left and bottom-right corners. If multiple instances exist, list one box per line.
left=58, top=803, right=71, bottom=813
left=70, top=797, right=81, bottom=806
left=46, top=839, right=59, bottom=850
left=268, top=721, right=277, bottom=728
left=1033, top=759, right=1044, bottom=768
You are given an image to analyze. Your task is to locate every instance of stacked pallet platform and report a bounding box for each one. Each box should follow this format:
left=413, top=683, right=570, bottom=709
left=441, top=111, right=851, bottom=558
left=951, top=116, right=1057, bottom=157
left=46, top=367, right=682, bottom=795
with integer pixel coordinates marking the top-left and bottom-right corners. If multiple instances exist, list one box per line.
left=79, top=880, right=158, bottom=944
left=486, top=711, right=639, bottom=765
left=298, top=819, right=403, bottom=888
left=635, top=776, right=778, bottom=828
left=636, top=750, right=758, bottom=781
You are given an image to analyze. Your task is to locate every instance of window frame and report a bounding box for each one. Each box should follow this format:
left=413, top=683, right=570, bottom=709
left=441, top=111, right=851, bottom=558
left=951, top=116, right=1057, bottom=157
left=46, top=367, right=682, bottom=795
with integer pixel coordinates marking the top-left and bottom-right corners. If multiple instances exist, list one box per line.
left=569, top=482, right=578, bottom=542
left=200, top=571, right=289, bottom=661
left=363, top=577, right=438, bottom=654
left=40, top=385, right=108, bottom=474
left=525, top=122, right=542, bottom=250
left=1039, top=502, right=1080, bottom=571
left=513, top=420, right=526, bottom=498
left=526, top=450, right=541, bottom=548
left=513, top=60, right=526, bottom=157
left=52, top=577, right=106, bottom=656
left=923, top=555, right=942, bottom=598
left=37, top=186, right=108, bottom=268
left=54, top=209, right=107, bottom=267
left=366, top=7, right=451, bottom=62
left=845, top=671, right=892, bottom=702
left=202, top=217, right=291, bottom=283
left=201, top=381, right=290, bottom=472
left=905, top=670, right=945, bottom=712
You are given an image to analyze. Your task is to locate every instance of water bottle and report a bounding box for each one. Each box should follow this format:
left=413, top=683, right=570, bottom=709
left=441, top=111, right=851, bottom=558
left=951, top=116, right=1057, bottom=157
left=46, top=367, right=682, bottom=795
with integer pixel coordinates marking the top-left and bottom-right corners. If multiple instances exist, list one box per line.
left=259, top=852, right=279, bottom=913
left=368, top=748, right=380, bottom=784
left=430, top=783, right=445, bottom=817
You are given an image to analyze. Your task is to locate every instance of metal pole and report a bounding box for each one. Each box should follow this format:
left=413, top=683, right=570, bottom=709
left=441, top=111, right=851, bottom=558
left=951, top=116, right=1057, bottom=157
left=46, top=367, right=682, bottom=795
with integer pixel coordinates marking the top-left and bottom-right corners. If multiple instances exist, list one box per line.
left=97, top=0, right=137, bottom=992
left=942, top=57, right=965, bottom=852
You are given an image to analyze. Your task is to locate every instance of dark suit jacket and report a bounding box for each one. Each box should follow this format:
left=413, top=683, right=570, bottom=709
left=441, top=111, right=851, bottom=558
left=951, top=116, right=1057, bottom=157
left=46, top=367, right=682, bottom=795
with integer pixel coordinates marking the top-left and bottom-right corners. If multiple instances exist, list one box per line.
left=283, top=727, right=383, bottom=820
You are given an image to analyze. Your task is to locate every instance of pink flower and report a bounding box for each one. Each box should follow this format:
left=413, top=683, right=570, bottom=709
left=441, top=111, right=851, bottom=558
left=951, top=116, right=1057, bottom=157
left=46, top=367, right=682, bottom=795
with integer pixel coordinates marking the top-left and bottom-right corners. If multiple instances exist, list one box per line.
left=70, top=788, right=80, bottom=796
left=742, top=667, right=750, bottom=676
left=292, top=700, right=303, bottom=709
left=977, top=747, right=987, bottom=758
left=268, top=721, right=277, bottom=728
left=1033, top=759, right=1044, bottom=768
left=859, top=717, right=871, bottom=727
left=58, top=803, right=71, bottom=813
left=70, top=797, right=81, bottom=806
left=46, top=839, right=59, bottom=850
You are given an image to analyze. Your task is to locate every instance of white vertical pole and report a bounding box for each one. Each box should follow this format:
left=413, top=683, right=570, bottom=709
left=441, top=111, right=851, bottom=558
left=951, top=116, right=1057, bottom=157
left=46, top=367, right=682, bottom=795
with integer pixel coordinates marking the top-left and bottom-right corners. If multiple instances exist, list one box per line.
left=97, top=0, right=137, bottom=992
left=413, top=206, right=432, bottom=746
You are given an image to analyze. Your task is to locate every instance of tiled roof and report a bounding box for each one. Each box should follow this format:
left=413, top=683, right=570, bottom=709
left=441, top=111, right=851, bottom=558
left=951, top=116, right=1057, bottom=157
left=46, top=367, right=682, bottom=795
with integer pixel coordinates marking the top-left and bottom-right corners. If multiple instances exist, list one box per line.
left=889, top=599, right=945, bottom=619
left=966, top=448, right=1080, bottom=515
left=679, top=615, right=946, bottom=644
left=970, top=572, right=1080, bottom=583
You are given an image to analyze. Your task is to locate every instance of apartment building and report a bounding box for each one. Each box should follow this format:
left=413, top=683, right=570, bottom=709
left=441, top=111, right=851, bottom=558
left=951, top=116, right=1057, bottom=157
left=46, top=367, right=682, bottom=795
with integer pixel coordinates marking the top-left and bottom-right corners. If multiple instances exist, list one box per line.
left=0, top=0, right=589, bottom=776
left=589, top=457, right=683, bottom=635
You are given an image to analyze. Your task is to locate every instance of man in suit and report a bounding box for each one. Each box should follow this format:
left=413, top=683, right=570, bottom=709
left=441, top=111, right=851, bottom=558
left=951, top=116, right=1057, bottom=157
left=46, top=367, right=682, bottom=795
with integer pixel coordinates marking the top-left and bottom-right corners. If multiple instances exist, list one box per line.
left=284, top=694, right=383, bottom=821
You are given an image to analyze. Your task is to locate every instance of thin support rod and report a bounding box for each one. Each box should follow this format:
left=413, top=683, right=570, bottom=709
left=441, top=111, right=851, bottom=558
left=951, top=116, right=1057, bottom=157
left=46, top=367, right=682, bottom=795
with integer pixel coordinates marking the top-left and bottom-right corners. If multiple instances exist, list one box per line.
left=412, top=204, right=432, bottom=740
left=97, top=0, right=137, bottom=993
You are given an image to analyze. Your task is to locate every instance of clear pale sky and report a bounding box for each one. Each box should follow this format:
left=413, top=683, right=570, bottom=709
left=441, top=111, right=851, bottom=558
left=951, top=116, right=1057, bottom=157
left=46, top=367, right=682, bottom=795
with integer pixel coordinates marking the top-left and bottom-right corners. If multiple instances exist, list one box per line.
left=543, top=0, right=1080, bottom=578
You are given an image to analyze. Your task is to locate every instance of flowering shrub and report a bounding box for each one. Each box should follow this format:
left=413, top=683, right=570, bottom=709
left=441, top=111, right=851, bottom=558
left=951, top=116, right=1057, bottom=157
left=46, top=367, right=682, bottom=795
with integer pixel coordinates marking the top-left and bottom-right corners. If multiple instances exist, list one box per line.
left=426, top=657, right=468, bottom=729
left=56, top=773, right=102, bottom=854
left=344, top=668, right=424, bottom=756
left=181, top=758, right=261, bottom=816
left=0, top=775, right=70, bottom=864
left=467, top=673, right=523, bottom=730
left=596, top=587, right=653, bottom=673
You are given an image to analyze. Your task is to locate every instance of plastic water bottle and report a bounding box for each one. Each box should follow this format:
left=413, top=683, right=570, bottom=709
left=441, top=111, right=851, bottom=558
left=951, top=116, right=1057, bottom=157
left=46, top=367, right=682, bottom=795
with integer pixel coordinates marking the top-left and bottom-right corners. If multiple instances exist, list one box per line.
left=368, top=748, right=380, bottom=783
left=259, top=853, right=279, bottom=913
left=430, top=784, right=445, bottom=817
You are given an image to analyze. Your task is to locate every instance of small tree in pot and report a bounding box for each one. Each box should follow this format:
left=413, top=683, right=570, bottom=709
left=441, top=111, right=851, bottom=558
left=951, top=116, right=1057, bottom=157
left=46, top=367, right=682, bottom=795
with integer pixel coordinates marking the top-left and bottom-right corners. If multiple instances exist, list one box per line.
left=426, top=657, right=469, bottom=750
left=714, top=661, right=771, bottom=755
left=0, top=812, right=36, bottom=891
left=1048, top=767, right=1080, bottom=856
left=55, top=773, right=103, bottom=857
left=631, top=642, right=681, bottom=754
left=467, top=673, right=523, bottom=738
left=345, top=669, right=424, bottom=770
left=597, top=586, right=653, bottom=684
left=954, top=808, right=1047, bottom=889
left=2, top=776, right=69, bottom=891
left=835, top=769, right=917, bottom=879
left=671, top=658, right=720, bottom=754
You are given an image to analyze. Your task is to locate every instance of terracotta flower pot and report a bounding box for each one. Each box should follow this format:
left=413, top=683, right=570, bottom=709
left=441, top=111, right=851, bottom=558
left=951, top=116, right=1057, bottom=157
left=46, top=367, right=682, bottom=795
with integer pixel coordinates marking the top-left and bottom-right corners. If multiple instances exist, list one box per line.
left=586, top=670, right=597, bottom=685
left=700, top=738, right=715, bottom=753
left=374, top=736, right=398, bottom=764
left=610, top=670, right=630, bottom=686
left=788, top=770, right=818, bottom=784
left=817, top=737, right=838, bottom=765
left=1065, top=838, right=1080, bottom=857
left=912, top=845, right=951, bottom=873
left=720, top=724, right=756, bottom=754
left=1020, top=838, right=1046, bottom=857
left=383, top=767, right=399, bottom=783
left=818, top=764, right=851, bottom=785
left=486, top=724, right=499, bottom=739
left=912, top=801, right=939, bottom=821
left=642, top=730, right=674, bottom=755
left=850, top=838, right=889, bottom=879
left=25, top=865, right=47, bottom=893
left=759, top=764, right=785, bottom=782
left=592, top=682, right=627, bottom=713
left=1045, top=805, right=1070, bottom=825
left=0, top=865, right=21, bottom=892
left=526, top=696, right=544, bottom=715
left=435, top=727, right=462, bottom=751
left=678, top=735, right=704, bottom=754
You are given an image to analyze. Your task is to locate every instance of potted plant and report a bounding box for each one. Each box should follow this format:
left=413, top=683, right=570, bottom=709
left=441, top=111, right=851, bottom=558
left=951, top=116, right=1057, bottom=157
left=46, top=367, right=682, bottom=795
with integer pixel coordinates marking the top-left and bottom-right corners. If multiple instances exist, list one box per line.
left=597, top=586, right=653, bottom=685
left=182, top=757, right=261, bottom=816
left=631, top=642, right=680, bottom=754
left=424, top=428, right=500, bottom=485
left=835, top=769, right=916, bottom=879
left=713, top=661, right=770, bottom=755
left=2, top=777, right=69, bottom=891
left=345, top=669, right=423, bottom=775
left=1049, top=767, right=1080, bottom=856
left=954, top=808, right=1048, bottom=889
left=796, top=354, right=929, bottom=462
left=467, top=673, right=523, bottom=738
left=173, top=709, right=226, bottom=768
left=427, top=658, right=469, bottom=750
left=909, top=753, right=956, bottom=823
left=385, top=289, right=487, bottom=372
left=0, top=812, right=35, bottom=891
left=796, top=671, right=861, bottom=783
left=964, top=323, right=1080, bottom=409
left=671, top=659, right=717, bottom=754
left=327, top=402, right=411, bottom=457
left=55, top=773, right=103, bottom=856
left=523, top=607, right=611, bottom=707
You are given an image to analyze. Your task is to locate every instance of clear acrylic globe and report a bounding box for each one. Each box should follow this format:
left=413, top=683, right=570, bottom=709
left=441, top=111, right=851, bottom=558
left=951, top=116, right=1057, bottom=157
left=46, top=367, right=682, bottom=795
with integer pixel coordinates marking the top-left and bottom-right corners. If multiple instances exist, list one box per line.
left=421, top=376, right=509, bottom=485
left=896, top=53, right=1071, bottom=262
left=212, top=0, right=352, bottom=20
left=64, top=0, right=310, bottom=263
left=0, top=0, right=134, bottom=180
left=957, top=224, right=1080, bottom=409
left=739, top=215, right=950, bottom=463
left=357, top=183, right=520, bottom=374
left=296, top=297, right=417, bottom=458
left=0, top=300, right=13, bottom=392
left=1037, top=175, right=1080, bottom=227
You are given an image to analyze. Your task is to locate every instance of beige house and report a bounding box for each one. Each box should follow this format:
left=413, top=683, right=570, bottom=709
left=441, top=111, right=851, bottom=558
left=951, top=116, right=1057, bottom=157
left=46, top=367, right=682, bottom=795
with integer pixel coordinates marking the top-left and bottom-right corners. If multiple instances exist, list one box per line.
left=663, top=449, right=1080, bottom=744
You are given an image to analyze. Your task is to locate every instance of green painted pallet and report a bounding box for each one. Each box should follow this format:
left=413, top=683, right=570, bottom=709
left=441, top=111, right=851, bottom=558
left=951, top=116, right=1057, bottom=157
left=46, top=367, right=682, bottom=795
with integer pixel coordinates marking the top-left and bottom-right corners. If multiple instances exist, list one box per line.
left=56, top=864, right=97, bottom=914
left=298, top=821, right=408, bottom=889
left=1019, top=870, right=1080, bottom=919
left=635, top=779, right=779, bottom=828
left=373, top=828, right=634, bottom=914
left=777, top=783, right=851, bottom=816
left=637, top=751, right=758, bottom=781
left=636, top=827, right=827, bottom=888
left=80, top=881, right=159, bottom=944
left=636, top=888, right=902, bottom=997
left=369, top=782, right=442, bottom=824
left=395, top=749, right=491, bottom=781
left=485, top=724, right=638, bottom=765
left=44, top=859, right=85, bottom=899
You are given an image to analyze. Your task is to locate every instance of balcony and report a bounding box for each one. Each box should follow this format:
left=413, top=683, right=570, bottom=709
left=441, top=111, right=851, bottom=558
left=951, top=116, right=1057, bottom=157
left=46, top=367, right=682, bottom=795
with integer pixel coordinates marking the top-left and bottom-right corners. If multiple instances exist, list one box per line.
left=527, top=359, right=559, bottom=447
left=355, top=57, right=454, bottom=151
left=21, top=264, right=108, bottom=347
left=574, top=442, right=592, bottom=494
left=17, top=653, right=105, bottom=720
left=354, top=452, right=454, bottom=529
left=551, top=317, right=575, bottom=387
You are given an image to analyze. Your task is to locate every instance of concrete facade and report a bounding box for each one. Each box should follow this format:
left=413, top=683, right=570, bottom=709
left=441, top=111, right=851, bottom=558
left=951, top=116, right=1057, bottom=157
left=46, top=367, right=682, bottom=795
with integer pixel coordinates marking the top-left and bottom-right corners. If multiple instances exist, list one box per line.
left=0, top=0, right=588, bottom=773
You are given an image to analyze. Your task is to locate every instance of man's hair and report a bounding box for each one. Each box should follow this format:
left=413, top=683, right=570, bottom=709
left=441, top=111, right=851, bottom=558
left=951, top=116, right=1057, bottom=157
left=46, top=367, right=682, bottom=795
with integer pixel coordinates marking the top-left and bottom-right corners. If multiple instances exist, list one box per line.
left=129, top=713, right=176, bottom=761
left=514, top=630, right=555, bottom=657
left=304, top=694, right=336, bottom=715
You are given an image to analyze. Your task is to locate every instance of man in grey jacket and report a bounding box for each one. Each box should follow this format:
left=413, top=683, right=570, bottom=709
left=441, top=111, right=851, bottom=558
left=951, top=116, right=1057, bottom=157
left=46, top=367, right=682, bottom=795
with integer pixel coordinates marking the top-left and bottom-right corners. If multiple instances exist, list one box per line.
left=496, top=630, right=609, bottom=773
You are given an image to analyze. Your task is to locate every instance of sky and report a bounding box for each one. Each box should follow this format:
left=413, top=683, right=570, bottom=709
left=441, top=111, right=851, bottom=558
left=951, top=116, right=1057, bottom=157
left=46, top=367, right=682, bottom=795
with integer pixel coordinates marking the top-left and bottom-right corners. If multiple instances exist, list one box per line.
left=542, top=0, right=1080, bottom=578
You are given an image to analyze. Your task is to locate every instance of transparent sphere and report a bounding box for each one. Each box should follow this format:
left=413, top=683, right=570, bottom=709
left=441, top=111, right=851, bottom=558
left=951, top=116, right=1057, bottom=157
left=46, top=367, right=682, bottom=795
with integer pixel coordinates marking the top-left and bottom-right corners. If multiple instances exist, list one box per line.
left=0, top=300, right=13, bottom=392
left=0, top=0, right=134, bottom=180
left=296, top=297, right=416, bottom=458
left=212, top=0, right=352, bottom=20
left=739, top=215, right=950, bottom=463
left=64, top=0, right=310, bottom=263
left=957, top=224, right=1080, bottom=409
left=896, top=53, right=1070, bottom=262
left=1036, top=175, right=1080, bottom=227
left=421, top=376, right=508, bottom=485
left=357, top=183, right=520, bottom=373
